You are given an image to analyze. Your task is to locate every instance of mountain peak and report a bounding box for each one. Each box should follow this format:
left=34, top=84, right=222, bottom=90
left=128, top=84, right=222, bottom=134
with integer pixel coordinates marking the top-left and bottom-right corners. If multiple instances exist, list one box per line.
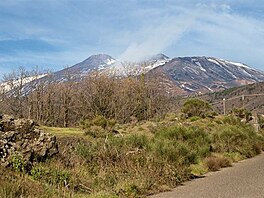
left=8, top=54, right=264, bottom=96
left=149, top=53, right=169, bottom=61
left=82, top=54, right=115, bottom=63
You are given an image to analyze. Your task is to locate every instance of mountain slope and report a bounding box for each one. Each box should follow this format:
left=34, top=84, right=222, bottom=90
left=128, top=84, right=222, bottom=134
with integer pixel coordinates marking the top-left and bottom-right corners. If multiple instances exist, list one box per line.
left=151, top=56, right=264, bottom=94
left=104, top=53, right=170, bottom=76
left=4, top=54, right=264, bottom=96
left=50, top=54, right=116, bottom=82
left=201, top=81, right=264, bottom=114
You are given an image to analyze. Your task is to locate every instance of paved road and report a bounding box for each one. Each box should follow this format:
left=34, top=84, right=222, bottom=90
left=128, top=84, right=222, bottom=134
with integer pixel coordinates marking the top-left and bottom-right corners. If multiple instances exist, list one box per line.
left=150, top=153, right=264, bottom=198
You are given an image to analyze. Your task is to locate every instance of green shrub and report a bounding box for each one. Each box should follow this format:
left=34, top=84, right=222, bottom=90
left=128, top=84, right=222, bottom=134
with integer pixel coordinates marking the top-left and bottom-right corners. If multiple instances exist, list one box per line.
left=92, top=115, right=108, bottom=129
left=154, top=125, right=211, bottom=163
left=189, top=116, right=200, bottom=122
left=152, top=139, right=180, bottom=163
left=115, top=180, right=141, bottom=197
left=30, top=166, right=71, bottom=188
left=222, top=115, right=240, bottom=125
left=189, top=161, right=208, bottom=176
left=181, top=98, right=212, bottom=118
left=258, top=115, right=264, bottom=129
left=229, top=108, right=252, bottom=122
left=10, top=154, right=27, bottom=172
left=84, top=125, right=107, bottom=138
left=81, top=116, right=118, bottom=138
left=223, top=152, right=244, bottom=162
left=211, top=123, right=263, bottom=158
left=126, top=134, right=149, bottom=149
left=31, top=166, right=45, bottom=180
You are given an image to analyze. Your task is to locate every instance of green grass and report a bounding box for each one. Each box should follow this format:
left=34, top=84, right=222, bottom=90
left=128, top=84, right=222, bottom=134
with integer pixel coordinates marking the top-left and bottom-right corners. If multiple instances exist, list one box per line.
left=40, top=126, right=84, bottom=137
left=2, top=115, right=264, bottom=197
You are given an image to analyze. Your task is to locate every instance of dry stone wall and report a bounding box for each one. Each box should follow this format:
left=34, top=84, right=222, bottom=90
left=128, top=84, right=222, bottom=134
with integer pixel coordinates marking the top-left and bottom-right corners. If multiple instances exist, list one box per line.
left=0, top=115, right=58, bottom=167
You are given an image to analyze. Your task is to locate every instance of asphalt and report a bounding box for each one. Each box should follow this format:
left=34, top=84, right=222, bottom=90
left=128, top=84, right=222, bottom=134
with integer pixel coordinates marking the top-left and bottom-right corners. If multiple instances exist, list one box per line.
left=150, top=153, right=264, bottom=198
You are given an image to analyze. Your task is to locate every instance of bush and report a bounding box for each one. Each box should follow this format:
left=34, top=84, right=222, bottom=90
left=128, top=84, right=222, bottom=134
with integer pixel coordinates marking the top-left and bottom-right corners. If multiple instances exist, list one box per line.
left=205, top=156, right=231, bottom=171
left=211, top=123, right=263, bottom=158
left=223, top=152, right=244, bottom=162
left=30, top=166, right=71, bottom=187
left=222, top=115, right=240, bottom=125
left=31, top=166, right=45, bottom=180
left=81, top=115, right=117, bottom=138
left=189, top=116, right=200, bottom=122
left=10, top=154, right=28, bottom=172
left=153, top=126, right=211, bottom=165
left=181, top=98, right=212, bottom=118
left=189, top=161, right=208, bottom=176
left=258, top=115, right=264, bottom=128
left=229, top=108, right=252, bottom=122
left=126, top=134, right=149, bottom=149
left=84, top=125, right=107, bottom=138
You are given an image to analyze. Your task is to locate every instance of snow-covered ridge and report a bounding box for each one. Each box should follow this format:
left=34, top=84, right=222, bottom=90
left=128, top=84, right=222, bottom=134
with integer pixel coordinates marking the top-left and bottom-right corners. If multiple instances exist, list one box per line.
left=98, top=58, right=117, bottom=71
left=3, top=54, right=263, bottom=96
left=0, top=74, right=47, bottom=92
left=208, top=57, right=252, bottom=70
left=145, top=59, right=171, bottom=70
left=207, top=58, right=222, bottom=66
left=104, top=54, right=170, bottom=76
left=219, top=59, right=251, bottom=69
left=205, top=57, right=261, bottom=80
left=106, top=58, right=116, bottom=65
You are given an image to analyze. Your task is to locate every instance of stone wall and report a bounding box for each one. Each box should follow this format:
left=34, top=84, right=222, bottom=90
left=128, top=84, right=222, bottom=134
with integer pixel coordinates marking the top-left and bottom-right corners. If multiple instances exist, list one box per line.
left=0, top=115, right=58, bottom=167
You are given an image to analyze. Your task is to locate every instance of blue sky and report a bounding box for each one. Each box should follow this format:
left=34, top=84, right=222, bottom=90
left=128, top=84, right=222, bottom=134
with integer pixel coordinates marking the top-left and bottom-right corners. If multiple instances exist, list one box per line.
left=0, top=0, right=263, bottom=76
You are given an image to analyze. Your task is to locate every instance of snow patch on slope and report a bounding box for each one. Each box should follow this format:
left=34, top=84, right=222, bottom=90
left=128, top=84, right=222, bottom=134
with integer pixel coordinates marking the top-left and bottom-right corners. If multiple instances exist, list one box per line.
left=106, top=58, right=116, bottom=65
left=223, top=60, right=251, bottom=69
left=145, top=59, right=170, bottom=70
left=193, top=60, right=206, bottom=72
left=0, top=74, right=47, bottom=92
left=207, top=58, right=221, bottom=66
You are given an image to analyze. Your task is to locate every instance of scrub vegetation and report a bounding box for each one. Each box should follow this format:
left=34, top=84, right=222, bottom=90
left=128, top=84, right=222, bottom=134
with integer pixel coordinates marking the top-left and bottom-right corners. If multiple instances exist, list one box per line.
left=1, top=112, right=264, bottom=198
left=1, top=70, right=264, bottom=197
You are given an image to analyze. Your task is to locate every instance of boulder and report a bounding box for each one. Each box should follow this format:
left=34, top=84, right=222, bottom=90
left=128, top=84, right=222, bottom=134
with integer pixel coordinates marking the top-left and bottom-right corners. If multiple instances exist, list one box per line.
left=0, top=115, right=58, bottom=168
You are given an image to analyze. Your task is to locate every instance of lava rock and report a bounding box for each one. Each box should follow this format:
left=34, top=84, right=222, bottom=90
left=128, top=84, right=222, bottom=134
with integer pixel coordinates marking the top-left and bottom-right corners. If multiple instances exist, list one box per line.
left=0, top=115, right=58, bottom=168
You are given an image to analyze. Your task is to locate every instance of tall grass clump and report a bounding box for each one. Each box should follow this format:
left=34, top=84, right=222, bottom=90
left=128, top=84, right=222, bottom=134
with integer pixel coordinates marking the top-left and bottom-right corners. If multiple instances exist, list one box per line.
left=80, top=115, right=117, bottom=138
left=211, top=123, right=263, bottom=158
left=154, top=125, right=211, bottom=161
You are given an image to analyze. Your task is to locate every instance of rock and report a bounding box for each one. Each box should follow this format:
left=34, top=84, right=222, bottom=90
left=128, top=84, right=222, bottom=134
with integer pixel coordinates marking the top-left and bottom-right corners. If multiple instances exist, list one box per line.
left=0, top=115, right=58, bottom=168
left=0, top=115, right=15, bottom=132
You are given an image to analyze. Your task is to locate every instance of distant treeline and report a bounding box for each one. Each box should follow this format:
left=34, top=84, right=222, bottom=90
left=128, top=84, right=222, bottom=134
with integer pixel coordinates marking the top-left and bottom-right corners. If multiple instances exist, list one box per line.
left=0, top=67, right=171, bottom=127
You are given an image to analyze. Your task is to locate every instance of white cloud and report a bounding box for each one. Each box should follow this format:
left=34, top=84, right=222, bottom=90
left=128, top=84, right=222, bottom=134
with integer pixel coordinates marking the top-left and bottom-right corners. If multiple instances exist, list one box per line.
left=119, top=14, right=195, bottom=61
left=116, top=2, right=264, bottom=69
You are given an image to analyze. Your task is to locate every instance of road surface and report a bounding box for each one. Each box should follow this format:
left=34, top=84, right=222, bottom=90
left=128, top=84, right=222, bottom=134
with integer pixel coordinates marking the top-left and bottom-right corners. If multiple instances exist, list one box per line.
left=150, top=153, right=264, bottom=198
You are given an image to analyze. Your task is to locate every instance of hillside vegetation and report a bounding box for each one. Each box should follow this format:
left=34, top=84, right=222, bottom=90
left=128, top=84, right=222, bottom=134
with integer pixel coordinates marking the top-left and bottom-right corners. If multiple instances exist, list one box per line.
left=1, top=69, right=264, bottom=197
left=204, top=81, right=264, bottom=114
left=1, top=111, right=264, bottom=197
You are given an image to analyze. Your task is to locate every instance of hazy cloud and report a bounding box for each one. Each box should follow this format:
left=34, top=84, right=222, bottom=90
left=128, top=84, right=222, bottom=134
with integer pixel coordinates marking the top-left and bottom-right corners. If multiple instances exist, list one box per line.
left=117, top=2, right=264, bottom=69
left=119, top=14, right=196, bottom=61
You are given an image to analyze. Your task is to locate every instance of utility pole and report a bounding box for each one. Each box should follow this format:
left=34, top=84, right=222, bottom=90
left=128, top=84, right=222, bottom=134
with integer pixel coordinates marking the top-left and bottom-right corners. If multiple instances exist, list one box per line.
left=223, top=98, right=226, bottom=115
left=242, top=95, right=245, bottom=109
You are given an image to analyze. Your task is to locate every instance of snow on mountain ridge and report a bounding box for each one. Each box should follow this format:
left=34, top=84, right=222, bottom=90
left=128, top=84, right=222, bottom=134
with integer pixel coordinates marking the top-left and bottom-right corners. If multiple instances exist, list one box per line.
left=4, top=54, right=263, bottom=96
left=0, top=74, right=47, bottom=92
left=152, top=56, right=264, bottom=94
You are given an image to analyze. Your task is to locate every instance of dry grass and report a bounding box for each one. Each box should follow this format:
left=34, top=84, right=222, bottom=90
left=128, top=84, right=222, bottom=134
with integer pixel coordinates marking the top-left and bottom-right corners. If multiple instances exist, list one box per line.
left=2, top=116, right=264, bottom=197
left=205, top=155, right=232, bottom=171
left=40, top=126, right=84, bottom=137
